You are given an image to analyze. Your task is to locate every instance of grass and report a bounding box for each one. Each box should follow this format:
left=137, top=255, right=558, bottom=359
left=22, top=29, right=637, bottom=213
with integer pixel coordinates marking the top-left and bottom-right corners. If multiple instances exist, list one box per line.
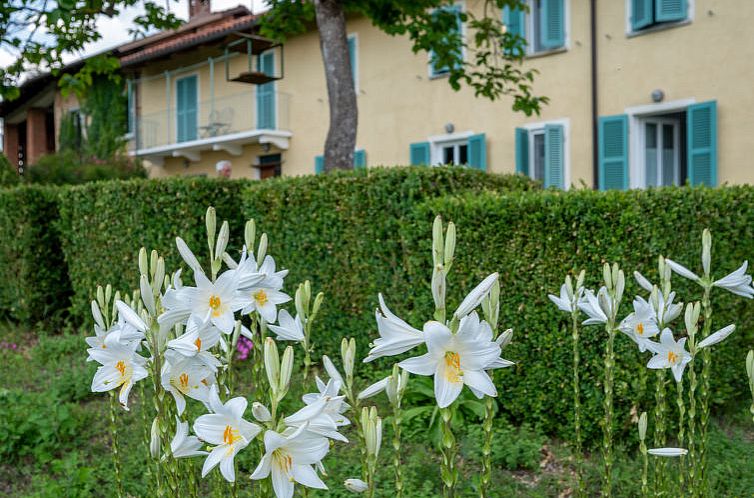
left=0, top=324, right=752, bottom=497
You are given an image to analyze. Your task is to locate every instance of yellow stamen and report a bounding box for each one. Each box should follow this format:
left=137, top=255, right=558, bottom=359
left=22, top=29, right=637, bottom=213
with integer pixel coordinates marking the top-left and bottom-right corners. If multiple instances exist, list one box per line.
left=444, top=351, right=462, bottom=383
left=208, top=295, right=222, bottom=317
left=223, top=425, right=241, bottom=445
left=667, top=351, right=679, bottom=364
left=115, top=360, right=126, bottom=377
left=636, top=323, right=644, bottom=336
left=273, top=448, right=293, bottom=474
left=179, top=372, right=189, bottom=390
left=194, top=338, right=202, bottom=350
left=254, top=289, right=268, bottom=306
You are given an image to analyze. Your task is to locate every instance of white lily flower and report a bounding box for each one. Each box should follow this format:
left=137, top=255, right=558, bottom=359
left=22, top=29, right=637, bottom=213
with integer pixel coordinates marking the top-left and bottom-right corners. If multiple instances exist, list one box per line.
left=167, top=314, right=223, bottom=371
left=578, top=288, right=609, bottom=325
left=548, top=283, right=579, bottom=313
left=646, top=329, right=693, bottom=382
left=250, top=425, right=330, bottom=498
left=454, top=273, right=499, bottom=319
left=697, top=324, right=736, bottom=350
left=115, top=299, right=148, bottom=334
left=171, top=416, right=207, bottom=459
left=193, top=386, right=260, bottom=482
left=240, top=255, right=291, bottom=323
left=230, top=246, right=266, bottom=289
left=398, top=316, right=501, bottom=408
left=358, top=377, right=389, bottom=400
left=634, top=271, right=654, bottom=293
left=652, top=291, right=683, bottom=325
left=176, top=236, right=204, bottom=274
left=713, top=261, right=754, bottom=298
left=648, top=447, right=688, bottom=457
left=665, top=259, right=701, bottom=282
left=344, top=478, right=368, bottom=493
left=619, top=298, right=660, bottom=352
left=161, top=352, right=213, bottom=415
left=268, top=310, right=305, bottom=342
left=292, top=378, right=351, bottom=441
left=321, top=355, right=344, bottom=388
left=364, top=294, right=424, bottom=362
left=89, top=332, right=148, bottom=410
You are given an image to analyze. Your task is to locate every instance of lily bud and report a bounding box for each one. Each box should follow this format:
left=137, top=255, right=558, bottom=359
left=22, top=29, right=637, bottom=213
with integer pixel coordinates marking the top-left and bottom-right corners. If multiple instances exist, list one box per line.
left=496, top=328, right=513, bottom=348
left=264, top=338, right=280, bottom=393
left=702, top=228, right=712, bottom=276
left=444, top=222, right=456, bottom=267
left=343, top=338, right=356, bottom=380
left=295, top=285, right=306, bottom=322
left=153, top=257, right=165, bottom=296
left=150, top=249, right=158, bottom=278
left=564, top=275, right=574, bottom=301
left=257, top=233, right=268, bottom=264
left=252, top=402, right=272, bottom=422
left=150, top=417, right=160, bottom=458
left=91, top=300, right=105, bottom=329
left=311, top=292, right=324, bottom=321
left=747, top=349, right=753, bottom=380
left=432, top=215, right=444, bottom=266
left=634, top=271, right=653, bottom=293
left=279, top=346, right=294, bottom=394
left=638, top=411, right=647, bottom=442
left=454, top=273, right=499, bottom=319
left=684, top=303, right=697, bottom=340
left=245, top=219, right=256, bottom=250
left=140, top=274, right=156, bottom=316
left=432, top=267, right=446, bottom=314
left=96, top=285, right=105, bottom=310
left=576, top=269, right=586, bottom=291
left=344, top=478, right=368, bottom=493
left=105, top=284, right=112, bottom=306
left=386, top=366, right=400, bottom=405
left=615, top=269, right=625, bottom=304
left=205, top=207, right=216, bottom=249
left=138, top=247, right=148, bottom=277
left=215, top=221, right=229, bottom=263
left=322, top=354, right=344, bottom=387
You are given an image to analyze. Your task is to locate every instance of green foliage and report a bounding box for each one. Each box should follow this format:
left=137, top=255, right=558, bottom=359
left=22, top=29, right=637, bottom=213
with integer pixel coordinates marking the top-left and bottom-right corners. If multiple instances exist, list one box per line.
left=58, top=111, right=84, bottom=153
left=80, top=76, right=128, bottom=159
left=27, top=150, right=146, bottom=185
left=403, top=186, right=754, bottom=444
left=464, top=422, right=545, bottom=471
left=0, top=185, right=71, bottom=322
left=0, top=152, right=19, bottom=187
left=241, top=166, right=536, bottom=356
left=56, top=177, right=253, bottom=319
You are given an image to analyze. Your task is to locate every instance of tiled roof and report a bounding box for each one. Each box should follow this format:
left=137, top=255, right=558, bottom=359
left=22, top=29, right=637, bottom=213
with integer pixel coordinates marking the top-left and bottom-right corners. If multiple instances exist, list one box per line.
left=119, top=6, right=258, bottom=67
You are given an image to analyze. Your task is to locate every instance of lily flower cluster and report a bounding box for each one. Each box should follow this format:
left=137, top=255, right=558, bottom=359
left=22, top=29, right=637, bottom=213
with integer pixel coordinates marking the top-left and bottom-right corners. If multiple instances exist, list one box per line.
left=365, top=216, right=513, bottom=409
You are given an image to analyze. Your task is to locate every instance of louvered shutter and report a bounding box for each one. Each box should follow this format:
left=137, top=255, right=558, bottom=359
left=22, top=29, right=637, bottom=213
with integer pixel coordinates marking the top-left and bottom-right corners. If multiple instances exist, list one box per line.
left=631, top=0, right=654, bottom=30
left=315, top=155, right=324, bottom=174
left=656, top=0, right=687, bottom=23
left=467, top=133, right=487, bottom=171
left=257, top=52, right=276, bottom=129
left=354, top=149, right=366, bottom=169
left=544, top=124, right=564, bottom=188
left=410, top=142, right=431, bottom=166
left=598, top=115, right=629, bottom=190
left=686, top=101, right=717, bottom=186
left=541, top=0, right=565, bottom=49
left=515, top=128, right=529, bottom=175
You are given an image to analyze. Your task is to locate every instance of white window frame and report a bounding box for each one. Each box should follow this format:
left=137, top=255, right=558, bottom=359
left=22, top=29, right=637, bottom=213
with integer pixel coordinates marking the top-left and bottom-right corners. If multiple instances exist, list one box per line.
left=347, top=33, right=359, bottom=94
left=427, top=0, right=466, bottom=79
left=174, top=71, right=201, bottom=143
left=625, top=98, right=695, bottom=189
left=427, top=130, right=474, bottom=166
left=522, top=0, right=570, bottom=57
left=519, top=118, right=571, bottom=189
left=625, top=0, right=694, bottom=37
left=641, top=117, right=681, bottom=187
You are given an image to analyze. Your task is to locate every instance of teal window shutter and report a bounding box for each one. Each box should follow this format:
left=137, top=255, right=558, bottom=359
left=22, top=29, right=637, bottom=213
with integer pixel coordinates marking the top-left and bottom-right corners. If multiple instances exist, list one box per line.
left=354, top=149, right=366, bottom=169
left=176, top=75, right=198, bottom=142
left=631, top=0, right=654, bottom=30
left=686, top=101, right=717, bottom=186
left=257, top=52, right=276, bottom=129
left=429, top=5, right=462, bottom=76
left=467, top=133, right=487, bottom=171
left=502, top=6, right=526, bottom=56
left=126, top=79, right=135, bottom=134
left=315, top=155, right=324, bottom=174
left=515, top=128, right=529, bottom=175
left=410, top=142, right=431, bottom=166
left=544, top=124, right=564, bottom=188
left=598, top=115, right=629, bottom=190
left=540, top=0, right=565, bottom=50
left=348, top=35, right=357, bottom=88
left=655, top=0, right=687, bottom=23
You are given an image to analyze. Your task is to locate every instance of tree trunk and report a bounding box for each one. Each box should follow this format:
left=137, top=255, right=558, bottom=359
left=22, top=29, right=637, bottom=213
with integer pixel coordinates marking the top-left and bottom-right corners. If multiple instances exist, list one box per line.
left=313, top=0, right=357, bottom=171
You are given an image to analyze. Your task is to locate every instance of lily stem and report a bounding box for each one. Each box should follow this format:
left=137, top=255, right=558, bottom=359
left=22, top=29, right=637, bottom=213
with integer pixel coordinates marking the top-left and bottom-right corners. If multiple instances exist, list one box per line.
left=108, top=391, right=125, bottom=498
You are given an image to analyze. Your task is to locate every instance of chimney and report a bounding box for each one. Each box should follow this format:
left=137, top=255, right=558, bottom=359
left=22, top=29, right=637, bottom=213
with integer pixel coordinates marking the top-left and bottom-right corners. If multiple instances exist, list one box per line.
left=188, top=0, right=211, bottom=19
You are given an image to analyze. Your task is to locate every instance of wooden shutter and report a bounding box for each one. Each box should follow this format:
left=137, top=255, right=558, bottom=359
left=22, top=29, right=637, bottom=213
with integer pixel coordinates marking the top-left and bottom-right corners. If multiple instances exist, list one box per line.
left=541, top=0, right=565, bottom=49
left=467, top=133, right=487, bottom=171
left=410, top=142, right=431, bottom=166
left=257, top=52, right=276, bottom=129
left=631, top=0, right=654, bottom=30
left=598, top=115, right=629, bottom=190
left=315, top=155, right=324, bottom=174
left=503, top=5, right=526, bottom=56
left=687, top=101, right=717, bottom=186
left=515, top=128, right=529, bottom=175
left=354, top=149, right=366, bottom=169
left=348, top=35, right=357, bottom=89
left=176, top=75, right=198, bottom=142
left=544, top=124, right=564, bottom=188
left=656, top=0, right=687, bottom=23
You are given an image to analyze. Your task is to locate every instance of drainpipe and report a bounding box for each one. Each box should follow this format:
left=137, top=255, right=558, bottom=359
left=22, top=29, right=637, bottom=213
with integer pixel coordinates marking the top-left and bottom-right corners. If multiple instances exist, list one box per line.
left=590, top=0, right=599, bottom=189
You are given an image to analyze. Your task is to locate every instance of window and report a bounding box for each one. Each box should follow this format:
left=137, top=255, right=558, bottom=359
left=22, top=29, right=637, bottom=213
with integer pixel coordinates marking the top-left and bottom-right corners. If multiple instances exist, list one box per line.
left=429, top=4, right=463, bottom=77
left=515, top=122, right=567, bottom=188
left=126, top=79, right=136, bottom=136
left=409, top=133, right=486, bottom=170
left=258, top=153, right=282, bottom=179
left=175, top=75, right=198, bottom=142
left=629, top=0, right=689, bottom=33
left=440, top=140, right=468, bottom=166
left=599, top=100, right=717, bottom=190
left=257, top=52, right=276, bottom=129
left=347, top=34, right=358, bottom=91
left=503, top=0, right=566, bottom=56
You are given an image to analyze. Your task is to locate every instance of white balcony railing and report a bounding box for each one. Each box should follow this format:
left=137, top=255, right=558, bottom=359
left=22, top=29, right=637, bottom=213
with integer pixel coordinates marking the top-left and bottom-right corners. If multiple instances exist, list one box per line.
left=130, top=90, right=290, bottom=154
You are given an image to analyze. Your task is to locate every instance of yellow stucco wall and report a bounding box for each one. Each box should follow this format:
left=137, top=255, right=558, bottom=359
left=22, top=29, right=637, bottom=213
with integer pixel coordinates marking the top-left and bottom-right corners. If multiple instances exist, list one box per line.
left=134, top=0, right=754, bottom=186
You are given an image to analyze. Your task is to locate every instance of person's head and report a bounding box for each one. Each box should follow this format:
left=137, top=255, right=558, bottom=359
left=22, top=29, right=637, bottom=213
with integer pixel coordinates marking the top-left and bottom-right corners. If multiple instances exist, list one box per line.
left=215, top=160, right=232, bottom=178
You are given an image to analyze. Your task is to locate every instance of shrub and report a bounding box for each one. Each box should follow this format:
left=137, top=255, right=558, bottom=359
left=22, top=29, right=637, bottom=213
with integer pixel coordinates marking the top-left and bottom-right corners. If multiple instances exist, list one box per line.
left=0, top=153, right=19, bottom=187
left=56, top=177, right=252, bottom=318
left=403, top=186, right=754, bottom=444
left=0, top=185, right=70, bottom=322
left=240, top=166, right=537, bottom=354
left=26, top=151, right=146, bottom=185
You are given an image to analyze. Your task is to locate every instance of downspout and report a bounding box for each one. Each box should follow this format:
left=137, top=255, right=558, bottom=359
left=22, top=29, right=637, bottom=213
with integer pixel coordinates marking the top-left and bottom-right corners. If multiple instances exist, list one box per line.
left=590, top=0, right=599, bottom=188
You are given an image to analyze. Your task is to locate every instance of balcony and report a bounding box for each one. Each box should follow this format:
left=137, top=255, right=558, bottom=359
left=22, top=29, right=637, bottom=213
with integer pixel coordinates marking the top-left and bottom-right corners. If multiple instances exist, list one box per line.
left=128, top=90, right=291, bottom=164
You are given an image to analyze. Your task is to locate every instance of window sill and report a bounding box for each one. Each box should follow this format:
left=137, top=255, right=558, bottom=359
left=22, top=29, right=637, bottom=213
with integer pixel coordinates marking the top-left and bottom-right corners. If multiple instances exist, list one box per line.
left=428, top=71, right=450, bottom=81
left=627, top=19, right=691, bottom=38
left=525, top=47, right=567, bottom=59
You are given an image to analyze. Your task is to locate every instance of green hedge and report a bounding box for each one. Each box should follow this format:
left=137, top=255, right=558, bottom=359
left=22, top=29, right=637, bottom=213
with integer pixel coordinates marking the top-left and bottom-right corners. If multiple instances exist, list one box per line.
left=401, top=187, right=754, bottom=444
left=0, top=185, right=70, bottom=322
left=57, top=177, right=252, bottom=318
left=241, top=167, right=537, bottom=354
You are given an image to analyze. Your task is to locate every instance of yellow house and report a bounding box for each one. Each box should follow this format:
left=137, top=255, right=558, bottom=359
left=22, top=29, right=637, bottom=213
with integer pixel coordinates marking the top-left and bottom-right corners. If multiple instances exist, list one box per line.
left=122, top=0, right=753, bottom=188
